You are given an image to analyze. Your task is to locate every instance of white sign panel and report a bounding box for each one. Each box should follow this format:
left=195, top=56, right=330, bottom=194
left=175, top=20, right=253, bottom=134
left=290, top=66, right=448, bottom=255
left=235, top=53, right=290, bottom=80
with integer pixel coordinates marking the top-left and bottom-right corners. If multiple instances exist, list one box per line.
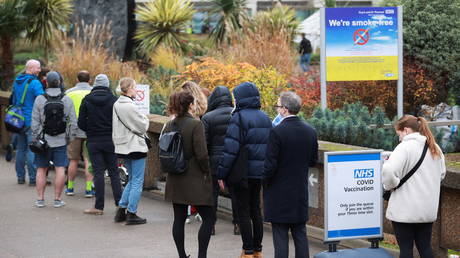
left=324, top=151, right=383, bottom=241
left=134, top=84, right=150, bottom=115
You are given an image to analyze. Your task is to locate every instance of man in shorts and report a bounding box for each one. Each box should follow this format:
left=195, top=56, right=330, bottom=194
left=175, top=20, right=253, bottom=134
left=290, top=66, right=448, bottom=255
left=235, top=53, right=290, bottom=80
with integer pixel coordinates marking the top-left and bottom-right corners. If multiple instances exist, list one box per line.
left=65, top=71, right=94, bottom=197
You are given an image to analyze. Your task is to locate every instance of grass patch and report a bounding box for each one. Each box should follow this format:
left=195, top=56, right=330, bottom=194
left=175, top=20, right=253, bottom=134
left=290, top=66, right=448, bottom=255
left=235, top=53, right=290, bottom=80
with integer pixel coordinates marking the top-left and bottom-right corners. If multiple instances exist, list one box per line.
left=379, top=241, right=399, bottom=250
left=445, top=153, right=460, bottom=171
left=449, top=249, right=460, bottom=256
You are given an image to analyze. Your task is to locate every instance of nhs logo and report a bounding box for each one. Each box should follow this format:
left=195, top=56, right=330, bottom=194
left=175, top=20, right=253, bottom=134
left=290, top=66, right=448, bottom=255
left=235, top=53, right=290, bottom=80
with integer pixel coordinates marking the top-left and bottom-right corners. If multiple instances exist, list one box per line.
left=354, top=168, right=374, bottom=178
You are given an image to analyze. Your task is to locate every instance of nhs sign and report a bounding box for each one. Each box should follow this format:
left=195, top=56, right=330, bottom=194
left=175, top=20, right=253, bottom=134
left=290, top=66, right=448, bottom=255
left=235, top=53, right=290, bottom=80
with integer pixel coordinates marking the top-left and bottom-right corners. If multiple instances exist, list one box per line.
left=354, top=168, right=374, bottom=178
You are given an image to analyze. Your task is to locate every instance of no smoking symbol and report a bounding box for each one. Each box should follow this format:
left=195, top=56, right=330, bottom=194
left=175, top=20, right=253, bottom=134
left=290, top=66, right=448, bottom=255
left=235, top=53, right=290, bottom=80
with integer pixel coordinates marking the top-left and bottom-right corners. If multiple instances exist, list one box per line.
left=136, top=90, right=145, bottom=101
left=353, top=28, right=370, bottom=45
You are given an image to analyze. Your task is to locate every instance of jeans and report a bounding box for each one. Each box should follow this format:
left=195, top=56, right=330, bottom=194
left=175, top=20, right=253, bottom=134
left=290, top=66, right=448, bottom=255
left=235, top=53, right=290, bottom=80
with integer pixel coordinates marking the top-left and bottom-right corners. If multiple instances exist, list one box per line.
left=272, top=223, right=309, bottom=258
left=15, top=128, right=36, bottom=182
left=234, top=179, right=263, bottom=253
left=300, top=53, right=312, bottom=72
left=87, top=140, right=122, bottom=210
left=392, top=221, right=434, bottom=258
left=119, top=157, right=146, bottom=213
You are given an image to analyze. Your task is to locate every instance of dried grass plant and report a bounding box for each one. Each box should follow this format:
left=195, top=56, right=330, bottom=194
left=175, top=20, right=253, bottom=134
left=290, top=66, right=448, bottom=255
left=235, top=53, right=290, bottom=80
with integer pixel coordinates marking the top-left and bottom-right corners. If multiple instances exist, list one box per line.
left=214, top=21, right=298, bottom=76
left=51, top=20, right=145, bottom=88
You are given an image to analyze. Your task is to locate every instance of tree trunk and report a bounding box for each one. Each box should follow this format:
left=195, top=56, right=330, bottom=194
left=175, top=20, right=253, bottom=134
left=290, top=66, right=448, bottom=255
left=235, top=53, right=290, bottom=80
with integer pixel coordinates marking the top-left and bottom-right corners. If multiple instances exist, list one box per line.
left=0, top=36, right=15, bottom=91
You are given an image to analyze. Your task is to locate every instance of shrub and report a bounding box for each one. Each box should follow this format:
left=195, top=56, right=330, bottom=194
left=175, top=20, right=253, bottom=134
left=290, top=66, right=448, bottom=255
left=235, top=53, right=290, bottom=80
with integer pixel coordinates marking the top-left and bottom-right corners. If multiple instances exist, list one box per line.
left=149, top=46, right=185, bottom=72
left=304, top=103, right=398, bottom=151
left=178, top=57, right=288, bottom=115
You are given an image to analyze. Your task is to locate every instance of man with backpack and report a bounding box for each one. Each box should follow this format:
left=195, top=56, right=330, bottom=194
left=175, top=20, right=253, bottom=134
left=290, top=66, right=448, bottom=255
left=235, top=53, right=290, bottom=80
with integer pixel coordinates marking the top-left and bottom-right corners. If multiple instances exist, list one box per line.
left=64, top=71, right=94, bottom=198
left=10, top=60, right=44, bottom=185
left=299, top=33, right=313, bottom=72
left=78, top=74, right=122, bottom=215
left=31, top=71, right=78, bottom=208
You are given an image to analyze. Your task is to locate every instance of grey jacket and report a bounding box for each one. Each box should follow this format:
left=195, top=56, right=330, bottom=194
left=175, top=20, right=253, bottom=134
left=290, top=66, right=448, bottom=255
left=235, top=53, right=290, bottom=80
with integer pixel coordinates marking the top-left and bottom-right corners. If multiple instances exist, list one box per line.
left=65, top=82, right=93, bottom=138
left=31, top=88, right=78, bottom=148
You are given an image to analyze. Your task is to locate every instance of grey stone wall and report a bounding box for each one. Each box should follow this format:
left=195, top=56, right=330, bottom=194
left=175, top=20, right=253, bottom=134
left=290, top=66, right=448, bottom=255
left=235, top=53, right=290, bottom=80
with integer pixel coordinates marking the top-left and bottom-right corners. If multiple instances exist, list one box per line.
left=72, top=0, right=129, bottom=58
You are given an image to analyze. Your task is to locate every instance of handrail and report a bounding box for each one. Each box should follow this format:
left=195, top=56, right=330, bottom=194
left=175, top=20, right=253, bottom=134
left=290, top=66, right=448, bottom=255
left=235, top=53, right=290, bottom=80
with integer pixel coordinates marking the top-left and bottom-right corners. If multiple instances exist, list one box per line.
left=369, top=120, right=460, bottom=129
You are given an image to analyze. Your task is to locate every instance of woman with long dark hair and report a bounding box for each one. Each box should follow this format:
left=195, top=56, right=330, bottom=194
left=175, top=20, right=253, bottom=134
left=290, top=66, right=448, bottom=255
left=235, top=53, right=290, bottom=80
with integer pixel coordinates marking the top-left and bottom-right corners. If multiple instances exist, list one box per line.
left=383, top=115, right=446, bottom=258
left=163, top=91, right=214, bottom=258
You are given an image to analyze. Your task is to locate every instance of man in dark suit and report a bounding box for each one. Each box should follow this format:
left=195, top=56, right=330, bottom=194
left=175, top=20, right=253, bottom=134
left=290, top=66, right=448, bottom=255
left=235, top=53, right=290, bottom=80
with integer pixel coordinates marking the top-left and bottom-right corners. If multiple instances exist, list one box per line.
left=263, top=91, right=318, bottom=258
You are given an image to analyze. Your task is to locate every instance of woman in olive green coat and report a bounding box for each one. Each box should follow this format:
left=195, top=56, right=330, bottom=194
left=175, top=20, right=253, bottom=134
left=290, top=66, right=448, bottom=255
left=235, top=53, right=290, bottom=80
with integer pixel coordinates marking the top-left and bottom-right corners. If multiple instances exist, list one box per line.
left=163, top=91, right=214, bottom=258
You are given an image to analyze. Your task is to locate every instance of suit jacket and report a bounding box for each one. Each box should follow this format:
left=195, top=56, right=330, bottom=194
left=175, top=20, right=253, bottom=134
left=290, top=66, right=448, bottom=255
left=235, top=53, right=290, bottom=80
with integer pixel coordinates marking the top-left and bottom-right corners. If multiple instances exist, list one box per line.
left=263, top=116, right=318, bottom=223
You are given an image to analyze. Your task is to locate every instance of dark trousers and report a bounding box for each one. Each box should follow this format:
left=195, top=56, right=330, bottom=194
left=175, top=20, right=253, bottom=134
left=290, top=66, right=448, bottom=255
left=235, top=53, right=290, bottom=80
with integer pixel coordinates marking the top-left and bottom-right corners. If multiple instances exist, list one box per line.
left=234, top=179, right=263, bottom=253
left=272, top=223, right=309, bottom=258
left=87, top=140, right=122, bottom=210
left=172, top=203, right=214, bottom=258
left=392, top=221, right=434, bottom=258
left=211, top=175, right=239, bottom=225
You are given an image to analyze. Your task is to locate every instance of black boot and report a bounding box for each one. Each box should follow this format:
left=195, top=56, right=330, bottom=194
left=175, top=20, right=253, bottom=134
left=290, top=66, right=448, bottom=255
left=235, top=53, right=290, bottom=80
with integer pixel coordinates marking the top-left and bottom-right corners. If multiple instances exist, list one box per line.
left=125, top=211, right=147, bottom=225
left=114, top=207, right=126, bottom=222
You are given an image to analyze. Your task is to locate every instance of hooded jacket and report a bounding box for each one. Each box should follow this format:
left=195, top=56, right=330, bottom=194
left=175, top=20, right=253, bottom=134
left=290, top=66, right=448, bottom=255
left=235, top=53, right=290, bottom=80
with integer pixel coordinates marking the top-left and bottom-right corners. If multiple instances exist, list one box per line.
left=78, top=86, right=118, bottom=142
left=201, top=86, right=234, bottom=175
left=382, top=132, right=446, bottom=223
left=217, top=82, right=272, bottom=180
left=12, top=73, right=44, bottom=127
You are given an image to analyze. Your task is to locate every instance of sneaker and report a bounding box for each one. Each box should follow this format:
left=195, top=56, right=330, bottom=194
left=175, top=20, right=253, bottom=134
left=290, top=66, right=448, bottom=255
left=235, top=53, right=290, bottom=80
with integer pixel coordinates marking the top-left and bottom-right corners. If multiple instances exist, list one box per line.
left=85, top=189, right=95, bottom=198
left=35, top=199, right=45, bottom=208
left=125, top=211, right=147, bottom=225
left=53, top=199, right=66, bottom=208
left=195, top=213, right=202, bottom=223
left=65, top=188, right=75, bottom=196
left=84, top=208, right=103, bottom=215
left=5, top=144, right=13, bottom=162
left=18, top=178, right=25, bottom=184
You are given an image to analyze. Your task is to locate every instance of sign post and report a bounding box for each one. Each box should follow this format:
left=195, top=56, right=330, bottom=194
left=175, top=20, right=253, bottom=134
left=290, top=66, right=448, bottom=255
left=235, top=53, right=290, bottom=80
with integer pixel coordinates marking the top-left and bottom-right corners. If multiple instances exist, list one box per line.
left=320, top=7, right=403, bottom=116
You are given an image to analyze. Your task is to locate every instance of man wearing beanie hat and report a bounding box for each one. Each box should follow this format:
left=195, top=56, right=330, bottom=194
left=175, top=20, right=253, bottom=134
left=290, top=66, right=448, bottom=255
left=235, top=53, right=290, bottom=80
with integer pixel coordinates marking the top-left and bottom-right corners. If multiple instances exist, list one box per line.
left=31, top=71, right=78, bottom=208
left=78, top=74, right=122, bottom=215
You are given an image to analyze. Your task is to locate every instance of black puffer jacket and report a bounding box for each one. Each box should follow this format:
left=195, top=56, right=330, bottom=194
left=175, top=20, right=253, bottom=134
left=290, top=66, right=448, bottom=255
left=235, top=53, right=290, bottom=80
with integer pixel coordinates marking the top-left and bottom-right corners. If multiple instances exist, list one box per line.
left=78, top=86, right=118, bottom=142
left=217, top=82, right=272, bottom=180
left=202, top=86, right=234, bottom=175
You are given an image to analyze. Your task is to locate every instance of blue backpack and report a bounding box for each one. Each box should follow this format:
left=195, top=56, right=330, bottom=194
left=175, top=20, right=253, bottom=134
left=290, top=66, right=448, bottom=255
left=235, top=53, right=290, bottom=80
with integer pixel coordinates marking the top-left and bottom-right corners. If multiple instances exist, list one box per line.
left=4, top=78, right=33, bottom=133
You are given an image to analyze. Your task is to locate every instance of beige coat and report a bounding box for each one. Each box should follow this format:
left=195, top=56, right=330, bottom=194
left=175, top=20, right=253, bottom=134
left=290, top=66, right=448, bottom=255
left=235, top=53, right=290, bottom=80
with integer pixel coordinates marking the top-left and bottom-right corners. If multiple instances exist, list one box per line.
left=112, top=95, right=149, bottom=154
left=163, top=114, right=213, bottom=206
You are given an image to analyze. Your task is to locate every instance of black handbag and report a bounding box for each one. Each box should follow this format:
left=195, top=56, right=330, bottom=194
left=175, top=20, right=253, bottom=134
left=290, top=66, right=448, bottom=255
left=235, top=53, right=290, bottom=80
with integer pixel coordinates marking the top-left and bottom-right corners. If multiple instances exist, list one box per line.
left=226, top=113, right=248, bottom=186
left=114, top=106, right=152, bottom=149
left=29, top=131, right=48, bottom=154
left=383, top=142, right=428, bottom=201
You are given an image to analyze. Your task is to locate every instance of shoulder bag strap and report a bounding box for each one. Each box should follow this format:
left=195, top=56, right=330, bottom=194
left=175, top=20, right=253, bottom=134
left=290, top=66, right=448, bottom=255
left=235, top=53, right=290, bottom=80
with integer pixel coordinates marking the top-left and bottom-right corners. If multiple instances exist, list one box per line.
left=395, top=141, right=429, bottom=190
left=113, top=106, right=146, bottom=140
left=19, top=78, right=33, bottom=106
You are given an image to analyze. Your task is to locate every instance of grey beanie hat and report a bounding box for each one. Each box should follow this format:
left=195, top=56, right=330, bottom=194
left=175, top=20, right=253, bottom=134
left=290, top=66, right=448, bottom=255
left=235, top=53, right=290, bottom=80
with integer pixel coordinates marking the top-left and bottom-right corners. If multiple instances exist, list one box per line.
left=46, top=71, right=61, bottom=87
left=93, top=74, right=110, bottom=87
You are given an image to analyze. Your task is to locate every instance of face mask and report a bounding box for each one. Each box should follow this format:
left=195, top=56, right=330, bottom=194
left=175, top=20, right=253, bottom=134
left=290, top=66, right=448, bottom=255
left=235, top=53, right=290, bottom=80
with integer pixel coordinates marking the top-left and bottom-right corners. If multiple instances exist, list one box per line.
left=272, top=114, right=283, bottom=127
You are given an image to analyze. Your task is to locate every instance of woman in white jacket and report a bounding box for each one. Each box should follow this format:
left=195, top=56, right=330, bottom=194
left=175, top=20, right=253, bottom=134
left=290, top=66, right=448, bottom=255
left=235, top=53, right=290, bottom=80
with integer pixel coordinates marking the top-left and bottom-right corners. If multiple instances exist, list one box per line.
left=383, top=115, right=446, bottom=258
left=112, top=78, right=150, bottom=225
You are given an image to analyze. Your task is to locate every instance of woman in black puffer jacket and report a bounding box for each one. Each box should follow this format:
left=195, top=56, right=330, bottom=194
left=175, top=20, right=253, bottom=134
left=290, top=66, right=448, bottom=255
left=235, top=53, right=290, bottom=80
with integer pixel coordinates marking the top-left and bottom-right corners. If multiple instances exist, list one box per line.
left=201, top=86, right=240, bottom=235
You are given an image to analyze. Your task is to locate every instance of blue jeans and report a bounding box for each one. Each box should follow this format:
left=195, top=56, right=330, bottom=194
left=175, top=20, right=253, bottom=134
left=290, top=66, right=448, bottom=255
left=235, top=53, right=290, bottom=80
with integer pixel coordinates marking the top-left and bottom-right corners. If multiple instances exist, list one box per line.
left=300, top=53, right=312, bottom=72
left=119, top=157, right=146, bottom=213
left=15, top=128, right=36, bottom=182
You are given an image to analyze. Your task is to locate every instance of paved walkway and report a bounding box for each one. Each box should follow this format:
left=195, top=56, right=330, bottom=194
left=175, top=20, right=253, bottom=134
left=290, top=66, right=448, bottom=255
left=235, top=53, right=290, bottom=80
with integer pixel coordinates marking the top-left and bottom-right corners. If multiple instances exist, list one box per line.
left=0, top=157, right=326, bottom=258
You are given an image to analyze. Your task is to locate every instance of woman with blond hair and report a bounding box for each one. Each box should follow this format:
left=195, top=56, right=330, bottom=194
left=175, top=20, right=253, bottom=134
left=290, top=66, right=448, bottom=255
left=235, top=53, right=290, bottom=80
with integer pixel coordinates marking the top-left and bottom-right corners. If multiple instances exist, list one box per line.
left=113, top=77, right=150, bottom=225
left=383, top=115, right=446, bottom=258
left=181, top=81, right=208, bottom=118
